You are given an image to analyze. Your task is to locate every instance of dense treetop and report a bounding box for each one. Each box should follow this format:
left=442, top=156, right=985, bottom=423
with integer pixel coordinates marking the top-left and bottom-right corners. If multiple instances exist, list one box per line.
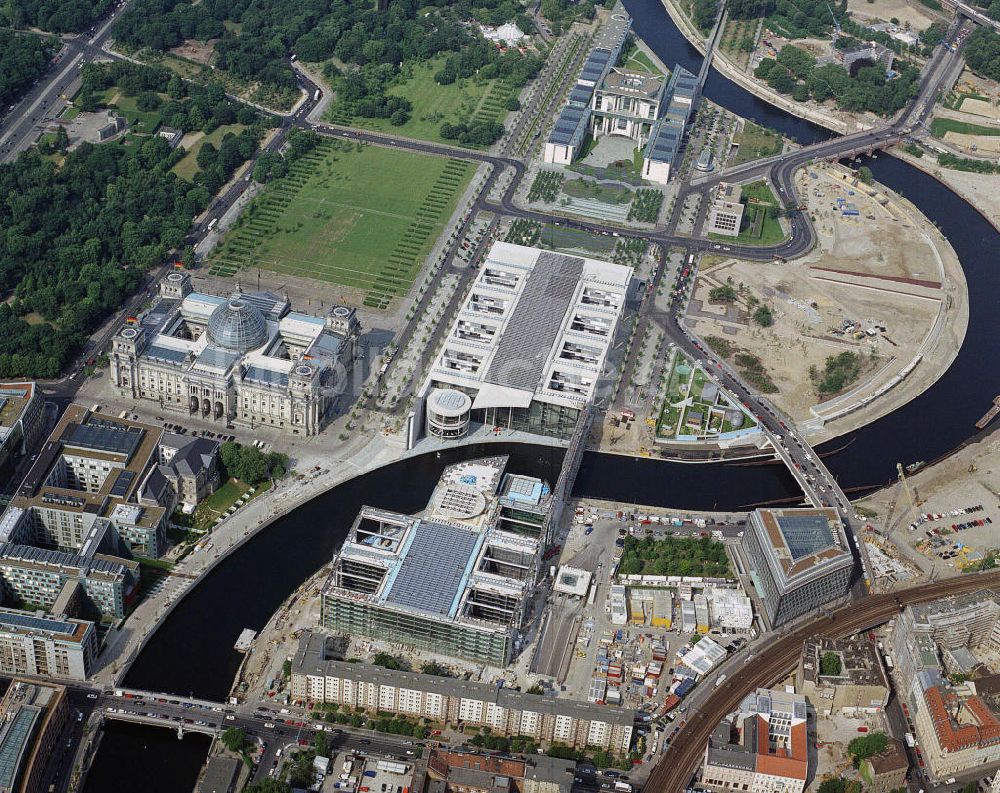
left=1, top=0, right=111, bottom=32
left=0, top=32, right=57, bottom=109
left=0, top=62, right=268, bottom=379
left=114, top=0, right=536, bottom=99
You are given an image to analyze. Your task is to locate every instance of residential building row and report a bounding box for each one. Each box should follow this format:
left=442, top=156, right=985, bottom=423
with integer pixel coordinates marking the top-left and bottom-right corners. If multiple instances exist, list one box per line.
left=0, top=403, right=221, bottom=559
left=0, top=609, right=97, bottom=681
left=890, top=590, right=1000, bottom=778
left=291, top=632, right=635, bottom=754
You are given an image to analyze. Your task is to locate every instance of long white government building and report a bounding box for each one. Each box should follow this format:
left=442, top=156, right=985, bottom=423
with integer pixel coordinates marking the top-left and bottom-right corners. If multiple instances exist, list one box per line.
left=413, top=242, right=632, bottom=446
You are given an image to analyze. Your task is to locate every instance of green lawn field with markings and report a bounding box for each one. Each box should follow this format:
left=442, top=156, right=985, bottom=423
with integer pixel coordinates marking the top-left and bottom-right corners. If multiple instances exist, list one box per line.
left=208, top=139, right=473, bottom=309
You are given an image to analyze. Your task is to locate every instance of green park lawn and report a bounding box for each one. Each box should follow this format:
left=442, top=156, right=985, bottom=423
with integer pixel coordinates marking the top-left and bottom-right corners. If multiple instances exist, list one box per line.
left=930, top=117, right=1000, bottom=138
left=329, top=57, right=516, bottom=146
left=94, top=89, right=166, bottom=132
left=172, top=123, right=248, bottom=181
left=730, top=121, right=783, bottom=166
left=623, top=49, right=663, bottom=76
left=208, top=139, right=473, bottom=308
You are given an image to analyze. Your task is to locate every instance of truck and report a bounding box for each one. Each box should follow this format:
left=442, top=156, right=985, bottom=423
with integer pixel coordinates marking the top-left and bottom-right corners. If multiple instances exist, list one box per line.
left=314, top=89, right=321, bottom=101
left=904, top=733, right=915, bottom=748
left=207, top=218, right=219, bottom=231
left=715, top=674, right=727, bottom=688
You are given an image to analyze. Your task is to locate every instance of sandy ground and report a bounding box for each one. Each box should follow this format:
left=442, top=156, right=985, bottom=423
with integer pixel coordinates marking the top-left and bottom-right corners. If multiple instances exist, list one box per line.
left=943, top=130, right=1000, bottom=153
left=846, top=0, right=938, bottom=31
left=856, top=427, right=1000, bottom=583
left=686, top=162, right=966, bottom=443
left=960, top=97, right=1000, bottom=119
left=169, top=38, right=217, bottom=65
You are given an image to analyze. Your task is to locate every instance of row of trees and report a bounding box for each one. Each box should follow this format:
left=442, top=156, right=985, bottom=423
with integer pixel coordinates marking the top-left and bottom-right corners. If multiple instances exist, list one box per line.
left=252, top=129, right=324, bottom=183
left=440, top=120, right=505, bottom=146
left=0, top=32, right=57, bottom=109
left=755, top=45, right=920, bottom=115
left=1, top=0, right=110, bottom=32
left=810, top=351, right=863, bottom=396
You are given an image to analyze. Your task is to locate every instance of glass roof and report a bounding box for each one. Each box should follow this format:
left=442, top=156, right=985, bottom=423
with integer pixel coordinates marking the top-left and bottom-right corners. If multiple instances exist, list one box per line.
left=206, top=295, right=268, bottom=352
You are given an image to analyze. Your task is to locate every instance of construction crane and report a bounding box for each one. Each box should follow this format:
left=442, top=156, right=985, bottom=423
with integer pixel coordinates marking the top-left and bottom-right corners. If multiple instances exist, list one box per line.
left=826, top=1, right=842, bottom=39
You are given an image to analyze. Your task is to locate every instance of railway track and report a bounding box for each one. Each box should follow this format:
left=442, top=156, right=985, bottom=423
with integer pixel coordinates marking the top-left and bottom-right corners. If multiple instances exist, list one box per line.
left=648, top=570, right=1000, bottom=791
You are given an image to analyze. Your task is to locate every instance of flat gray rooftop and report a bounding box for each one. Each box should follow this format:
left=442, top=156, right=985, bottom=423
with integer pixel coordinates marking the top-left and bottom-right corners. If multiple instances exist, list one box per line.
left=384, top=521, right=481, bottom=617
left=484, top=252, right=584, bottom=392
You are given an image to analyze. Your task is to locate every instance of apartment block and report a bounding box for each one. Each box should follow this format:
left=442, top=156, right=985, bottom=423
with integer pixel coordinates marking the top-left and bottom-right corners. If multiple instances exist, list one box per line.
left=291, top=633, right=634, bottom=754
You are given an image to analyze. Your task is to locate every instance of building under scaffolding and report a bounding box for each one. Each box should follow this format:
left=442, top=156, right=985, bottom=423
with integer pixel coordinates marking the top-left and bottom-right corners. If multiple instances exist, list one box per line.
left=320, top=457, right=548, bottom=666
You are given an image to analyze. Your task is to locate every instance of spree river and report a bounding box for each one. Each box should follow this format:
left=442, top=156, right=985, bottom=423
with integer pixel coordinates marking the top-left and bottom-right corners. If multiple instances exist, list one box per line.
left=102, top=1, right=1000, bottom=787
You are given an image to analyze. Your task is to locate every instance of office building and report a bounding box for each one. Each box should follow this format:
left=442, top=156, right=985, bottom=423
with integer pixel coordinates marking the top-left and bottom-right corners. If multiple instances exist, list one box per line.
left=292, top=632, right=634, bottom=753
left=797, top=635, right=889, bottom=715
left=544, top=4, right=630, bottom=165
left=495, top=473, right=553, bottom=539
left=913, top=678, right=1000, bottom=777
left=859, top=738, right=908, bottom=793
left=835, top=42, right=894, bottom=74
left=706, top=183, right=746, bottom=238
left=2, top=406, right=166, bottom=556
left=641, top=66, right=697, bottom=184
left=740, top=508, right=853, bottom=627
left=417, top=243, right=632, bottom=443
left=154, top=432, right=221, bottom=512
left=0, top=544, right=138, bottom=619
left=0, top=384, right=45, bottom=478
left=0, top=404, right=220, bottom=558
left=0, top=609, right=97, bottom=680
left=425, top=750, right=574, bottom=793
left=110, top=271, right=360, bottom=436
left=0, top=679, right=69, bottom=793
left=321, top=457, right=549, bottom=667
left=889, top=591, right=1000, bottom=778
left=701, top=688, right=808, bottom=793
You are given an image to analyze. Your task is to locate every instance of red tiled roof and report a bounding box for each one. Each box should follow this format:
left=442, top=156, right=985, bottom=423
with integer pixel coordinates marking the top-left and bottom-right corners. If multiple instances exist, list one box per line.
left=924, top=686, right=1000, bottom=753
left=752, top=716, right=808, bottom=781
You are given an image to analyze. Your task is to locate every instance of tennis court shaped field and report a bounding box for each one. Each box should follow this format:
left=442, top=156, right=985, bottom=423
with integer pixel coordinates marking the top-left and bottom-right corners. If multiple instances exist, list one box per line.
left=208, top=139, right=473, bottom=309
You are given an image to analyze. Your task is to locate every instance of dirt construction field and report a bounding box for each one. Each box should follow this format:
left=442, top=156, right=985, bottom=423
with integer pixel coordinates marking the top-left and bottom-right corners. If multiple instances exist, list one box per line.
left=169, top=39, right=217, bottom=65
left=686, top=163, right=966, bottom=444
left=846, top=0, right=938, bottom=31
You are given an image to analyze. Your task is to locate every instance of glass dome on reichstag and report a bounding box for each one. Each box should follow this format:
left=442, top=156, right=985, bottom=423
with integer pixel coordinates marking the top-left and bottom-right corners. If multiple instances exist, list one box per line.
left=206, top=293, right=268, bottom=352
